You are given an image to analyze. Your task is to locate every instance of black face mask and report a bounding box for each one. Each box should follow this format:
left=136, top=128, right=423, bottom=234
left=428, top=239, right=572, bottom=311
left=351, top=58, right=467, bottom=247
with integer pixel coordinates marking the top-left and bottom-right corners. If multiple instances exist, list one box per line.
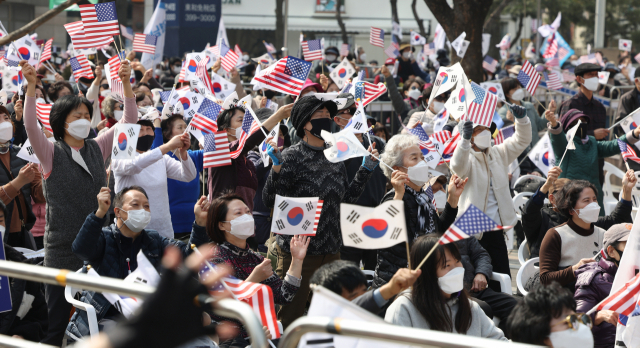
left=136, top=135, right=155, bottom=152
left=578, top=123, right=588, bottom=139
left=615, top=248, right=624, bottom=264
left=306, top=118, right=332, bottom=139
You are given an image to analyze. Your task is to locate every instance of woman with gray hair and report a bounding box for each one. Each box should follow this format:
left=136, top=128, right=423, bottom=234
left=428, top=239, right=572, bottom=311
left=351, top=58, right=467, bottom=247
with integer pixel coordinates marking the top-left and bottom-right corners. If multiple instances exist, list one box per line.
left=97, top=96, right=124, bottom=131
left=373, top=133, right=467, bottom=289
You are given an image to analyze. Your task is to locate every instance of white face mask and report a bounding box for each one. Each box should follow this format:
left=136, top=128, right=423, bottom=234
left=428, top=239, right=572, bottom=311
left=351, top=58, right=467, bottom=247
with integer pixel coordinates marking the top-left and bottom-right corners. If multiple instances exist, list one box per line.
left=100, top=89, right=111, bottom=98
left=582, top=77, right=599, bottom=91
left=438, top=266, right=465, bottom=294
left=511, top=89, right=525, bottom=101
left=325, top=54, right=337, bottom=62
left=407, top=160, right=432, bottom=187
left=473, top=129, right=492, bottom=150
left=154, top=69, right=163, bottom=77
left=574, top=202, right=600, bottom=224
left=548, top=323, right=594, bottom=348
left=173, top=66, right=182, bottom=74
left=570, top=60, right=579, bottom=66
left=225, top=214, right=255, bottom=239
left=359, top=53, right=367, bottom=62
left=66, top=119, right=91, bottom=140
left=432, top=101, right=445, bottom=114
left=113, top=110, right=123, bottom=121
left=242, top=54, right=250, bottom=62
left=403, top=51, right=412, bottom=59
left=228, top=127, right=242, bottom=139
left=119, top=209, right=151, bottom=233
left=36, top=98, right=46, bottom=105
left=0, top=225, right=5, bottom=240
left=407, top=88, right=421, bottom=100
left=47, top=136, right=56, bottom=143
left=0, top=122, right=13, bottom=143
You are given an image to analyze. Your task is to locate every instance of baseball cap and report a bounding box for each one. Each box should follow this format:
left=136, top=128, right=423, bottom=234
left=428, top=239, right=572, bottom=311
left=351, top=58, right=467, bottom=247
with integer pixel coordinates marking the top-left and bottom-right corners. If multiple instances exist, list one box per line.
left=603, top=223, right=632, bottom=251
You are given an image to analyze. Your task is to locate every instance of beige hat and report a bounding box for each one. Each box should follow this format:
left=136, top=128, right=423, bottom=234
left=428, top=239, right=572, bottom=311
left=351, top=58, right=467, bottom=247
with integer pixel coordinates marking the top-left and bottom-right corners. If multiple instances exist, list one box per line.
left=603, top=223, right=632, bottom=251
left=508, top=65, right=522, bottom=75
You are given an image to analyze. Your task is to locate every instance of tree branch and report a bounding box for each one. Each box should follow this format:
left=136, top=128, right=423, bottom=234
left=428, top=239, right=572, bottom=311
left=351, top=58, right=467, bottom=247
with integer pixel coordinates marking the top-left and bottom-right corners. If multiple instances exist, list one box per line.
left=0, top=0, right=83, bottom=46
left=335, top=0, right=348, bottom=44
left=412, top=0, right=427, bottom=37
left=423, top=0, right=455, bottom=40
left=483, top=0, right=513, bottom=29
left=390, top=0, right=399, bottom=24
left=512, top=12, right=525, bottom=44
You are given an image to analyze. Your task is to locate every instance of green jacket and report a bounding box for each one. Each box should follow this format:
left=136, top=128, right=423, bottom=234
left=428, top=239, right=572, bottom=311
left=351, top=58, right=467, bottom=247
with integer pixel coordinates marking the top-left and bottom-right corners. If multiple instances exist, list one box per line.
left=498, top=101, right=547, bottom=149
left=549, top=123, right=636, bottom=216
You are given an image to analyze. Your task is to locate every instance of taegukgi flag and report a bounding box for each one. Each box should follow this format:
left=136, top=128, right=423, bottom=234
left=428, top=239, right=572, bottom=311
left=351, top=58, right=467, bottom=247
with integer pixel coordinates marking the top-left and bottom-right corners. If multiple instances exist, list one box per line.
left=271, top=195, right=323, bottom=236
left=111, top=124, right=141, bottom=160
left=528, top=133, right=556, bottom=175
left=259, top=122, right=280, bottom=167
left=329, top=57, right=356, bottom=89
left=341, top=200, right=407, bottom=249
left=321, top=129, right=370, bottom=163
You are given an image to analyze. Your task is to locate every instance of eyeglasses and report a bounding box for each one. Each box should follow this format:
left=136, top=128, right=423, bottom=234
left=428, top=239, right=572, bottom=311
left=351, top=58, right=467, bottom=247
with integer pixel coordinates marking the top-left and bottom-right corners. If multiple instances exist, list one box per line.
left=552, top=313, right=592, bottom=330
left=339, top=108, right=356, bottom=115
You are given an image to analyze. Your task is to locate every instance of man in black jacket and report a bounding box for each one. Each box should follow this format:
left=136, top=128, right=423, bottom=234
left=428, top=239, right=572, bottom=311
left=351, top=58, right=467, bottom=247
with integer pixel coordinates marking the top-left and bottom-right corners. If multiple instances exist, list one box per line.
left=332, top=93, right=388, bottom=270
left=615, top=68, right=640, bottom=170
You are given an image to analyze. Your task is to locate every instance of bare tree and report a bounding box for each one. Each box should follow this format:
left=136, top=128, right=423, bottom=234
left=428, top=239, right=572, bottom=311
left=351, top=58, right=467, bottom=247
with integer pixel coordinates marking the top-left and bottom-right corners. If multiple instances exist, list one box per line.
left=412, top=0, right=428, bottom=37
left=0, top=0, right=83, bottom=46
left=275, top=0, right=285, bottom=48
left=483, top=0, right=515, bottom=29
left=335, top=0, right=348, bottom=44
left=511, top=12, right=525, bottom=44
left=390, top=0, right=400, bottom=24
left=423, top=0, right=493, bottom=82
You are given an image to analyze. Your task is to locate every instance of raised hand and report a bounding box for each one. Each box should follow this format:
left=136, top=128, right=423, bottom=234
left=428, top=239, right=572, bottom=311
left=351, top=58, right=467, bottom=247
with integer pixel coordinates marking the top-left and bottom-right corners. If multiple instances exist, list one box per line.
left=96, top=187, right=112, bottom=218
left=290, top=235, right=310, bottom=261
left=193, top=196, right=210, bottom=227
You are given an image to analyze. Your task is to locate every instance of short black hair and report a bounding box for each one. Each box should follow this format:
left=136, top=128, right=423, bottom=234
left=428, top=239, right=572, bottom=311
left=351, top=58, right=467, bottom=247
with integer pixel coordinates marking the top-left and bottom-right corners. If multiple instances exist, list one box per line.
left=217, top=106, right=246, bottom=131
left=49, top=95, right=94, bottom=141
left=309, top=260, right=367, bottom=295
left=161, top=114, right=184, bottom=143
left=555, top=180, right=598, bottom=218
left=507, top=282, right=576, bottom=345
left=47, top=81, right=74, bottom=102
left=500, top=77, right=522, bottom=96
left=137, top=119, right=154, bottom=129
left=114, top=186, right=149, bottom=209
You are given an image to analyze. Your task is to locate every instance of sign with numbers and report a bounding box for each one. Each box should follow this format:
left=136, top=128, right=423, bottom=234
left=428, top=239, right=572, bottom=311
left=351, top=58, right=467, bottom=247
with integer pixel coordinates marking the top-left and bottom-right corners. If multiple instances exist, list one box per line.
left=340, top=200, right=407, bottom=249
left=111, top=124, right=141, bottom=160
left=271, top=195, right=323, bottom=236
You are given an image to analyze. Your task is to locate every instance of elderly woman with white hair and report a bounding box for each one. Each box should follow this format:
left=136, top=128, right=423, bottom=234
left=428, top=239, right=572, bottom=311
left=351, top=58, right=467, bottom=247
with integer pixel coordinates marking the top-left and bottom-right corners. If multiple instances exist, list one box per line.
left=372, top=133, right=468, bottom=289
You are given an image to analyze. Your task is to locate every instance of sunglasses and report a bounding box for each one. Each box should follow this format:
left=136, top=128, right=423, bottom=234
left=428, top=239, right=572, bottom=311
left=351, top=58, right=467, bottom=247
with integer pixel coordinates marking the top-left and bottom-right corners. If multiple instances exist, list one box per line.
left=552, top=313, right=592, bottom=330
left=101, top=84, right=110, bottom=90
left=338, top=108, right=356, bottom=116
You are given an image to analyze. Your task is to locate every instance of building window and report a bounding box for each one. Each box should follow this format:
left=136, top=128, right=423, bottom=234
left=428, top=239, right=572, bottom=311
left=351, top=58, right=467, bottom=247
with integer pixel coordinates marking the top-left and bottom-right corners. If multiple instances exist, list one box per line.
left=0, top=2, right=35, bottom=32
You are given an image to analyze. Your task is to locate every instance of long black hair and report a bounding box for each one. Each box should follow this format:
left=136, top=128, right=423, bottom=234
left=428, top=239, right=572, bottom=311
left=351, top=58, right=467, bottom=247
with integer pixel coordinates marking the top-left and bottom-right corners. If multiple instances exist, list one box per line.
left=49, top=95, right=93, bottom=141
left=410, top=236, right=472, bottom=333
left=217, top=106, right=245, bottom=131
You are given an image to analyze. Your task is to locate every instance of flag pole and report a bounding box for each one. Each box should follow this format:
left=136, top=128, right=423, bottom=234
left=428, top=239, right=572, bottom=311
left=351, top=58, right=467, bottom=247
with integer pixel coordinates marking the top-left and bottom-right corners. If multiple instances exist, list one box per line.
left=615, top=135, right=632, bottom=171
left=38, top=44, right=44, bottom=70
left=415, top=242, right=439, bottom=270
left=406, top=242, right=412, bottom=270
left=191, top=245, right=238, bottom=300
left=608, top=107, right=640, bottom=130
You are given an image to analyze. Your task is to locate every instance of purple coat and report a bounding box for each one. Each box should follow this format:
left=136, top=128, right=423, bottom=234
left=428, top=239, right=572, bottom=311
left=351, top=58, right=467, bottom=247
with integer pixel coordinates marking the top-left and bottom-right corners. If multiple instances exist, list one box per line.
left=574, top=258, right=618, bottom=348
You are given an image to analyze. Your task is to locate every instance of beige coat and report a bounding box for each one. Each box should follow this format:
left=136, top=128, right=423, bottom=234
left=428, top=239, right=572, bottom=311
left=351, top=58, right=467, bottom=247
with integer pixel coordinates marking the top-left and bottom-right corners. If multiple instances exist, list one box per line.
left=450, top=117, right=532, bottom=231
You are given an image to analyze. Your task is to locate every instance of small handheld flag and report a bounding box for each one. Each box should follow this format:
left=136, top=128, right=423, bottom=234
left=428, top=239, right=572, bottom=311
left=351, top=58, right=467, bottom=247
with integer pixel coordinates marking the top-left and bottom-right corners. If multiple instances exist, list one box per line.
left=203, top=132, right=231, bottom=168
left=493, top=125, right=515, bottom=145
left=36, top=103, right=53, bottom=133
left=618, top=139, right=640, bottom=165
left=517, top=60, right=542, bottom=96
left=340, top=200, right=407, bottom=249
left=132, top=33, right=158, bottom=54
left=369, top=27, right=385, bottom=48
left=271, top=195, right=323, bottom=236
left=253, top=56, right=312, bottom=96
left=301, top=39, right=323, bottom=61
left=111, top=124, right=141, bottom=160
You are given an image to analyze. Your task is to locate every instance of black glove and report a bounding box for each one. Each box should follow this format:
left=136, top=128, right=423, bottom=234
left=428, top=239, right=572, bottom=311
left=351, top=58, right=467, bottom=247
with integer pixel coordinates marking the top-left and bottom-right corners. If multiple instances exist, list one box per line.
left=460, top=120, right=474, bottom=140
left=510, top=104, right=526, bottom=119
left=108, top=265, right=216, bottom=348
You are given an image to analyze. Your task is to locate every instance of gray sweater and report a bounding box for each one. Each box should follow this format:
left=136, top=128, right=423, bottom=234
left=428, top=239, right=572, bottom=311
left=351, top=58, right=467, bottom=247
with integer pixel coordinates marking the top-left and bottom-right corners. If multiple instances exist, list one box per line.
left=384, top=291, right=507, bottom=341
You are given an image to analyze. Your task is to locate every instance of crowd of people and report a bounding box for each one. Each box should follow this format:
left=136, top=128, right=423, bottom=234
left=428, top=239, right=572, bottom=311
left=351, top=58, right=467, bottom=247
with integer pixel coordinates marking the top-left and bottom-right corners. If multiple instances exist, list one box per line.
left=1, top=32, right=640, bottom=348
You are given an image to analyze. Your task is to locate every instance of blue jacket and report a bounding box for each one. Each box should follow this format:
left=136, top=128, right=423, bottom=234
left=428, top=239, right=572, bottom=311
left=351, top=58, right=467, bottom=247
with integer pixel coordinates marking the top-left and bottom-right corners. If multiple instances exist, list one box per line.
left=65, top=212, right=209, bottom=340
left=151, top=127, right=204, bottom=234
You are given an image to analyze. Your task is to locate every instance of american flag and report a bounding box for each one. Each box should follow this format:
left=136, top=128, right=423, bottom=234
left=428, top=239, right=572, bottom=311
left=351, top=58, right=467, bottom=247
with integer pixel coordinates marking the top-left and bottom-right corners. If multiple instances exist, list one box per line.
left=562, top=71, right=576, bottom=83
left=432, top=130, right=452, bottom=144
left=203, top=132, right=231, bottom=168
left=64, top=21, right=114, bottom=50
left=178, top=60, right=186, bottom=83
left=439, top=130, right=460, bottom=165
left=618, top=139, right=640, bottom=164
left=230, top=108, right=261, bottom=159
left=580, top=53, right=598, bottom=64
left=196, top=57, right=213, bottom=94
left=467, top=82, right=498, bottom=127
left=234, top=44, right=243, bottom=58
left=542, top=35, right=558, bottom=59
left=111, top=79, right=123, bottom=98
left=439, top=204, right=511, bottom=245
left=425, top=184, right=436, bottom=208
left=595, top=273, right=640, bottom=319
left=36, top=103, right=52, bottom=133
left=493, top=125, right=515, bottom=145
left=132, top=33, right=157, bottom=54
left=40, top=38, right=53, bottom=62
left=482, top=56, right=497, bottom=73
left=354, top=81, right=387, bottom=107
left=159, top=91, right=172, bottom=104
left=408, top=125, right=436, bottom=154
left=301, top=40, right=323, bottom=61
left=79, top=2, right=119, bottom=38
left=120, top=24, right=134, bottom=40
left=221, top=49, right=239, bottom=72
left=423, top=42, right=436, bottom=56
left=370, top=27, right=385, bottom=48
left=69, top=55, right=94, bottom=80
left=263, top=41, right=277, bottom=54
left=546, top=55, right=560, bottom=67
left=391, top=35, right=400, bottom=50
left=191, top=99, right=221, bottom=134
left=253, top=56, right=312, bottom=96
left=544, top=71, right=563, bottom=90
left=340, top=43, right=350, bottom=56
left=199, top=264, right=280, bottom=338
left=107, top=54, right=121, bottom=80
left=384, top=45, right=399, bottom=59
left=557, top=47, right=571, bottom=61
left=517, top=60, right=541, bottom=96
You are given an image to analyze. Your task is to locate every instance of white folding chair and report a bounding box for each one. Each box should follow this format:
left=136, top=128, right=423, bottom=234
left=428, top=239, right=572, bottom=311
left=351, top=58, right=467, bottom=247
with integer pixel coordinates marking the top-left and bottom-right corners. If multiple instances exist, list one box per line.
left=516, top=257, right=540, bottom=296
left=64, top=269, right=99, bottom=339
left=362, top=270, right=375, bottom=288
left=489, top=272, right=512, bottom=326
left=12, top=247, right=35, bottom=254
left=518, top=239, right=530, bottom=265
left=512, top=192, right=533, bottom=220
left=603, top=162, right=625, bottom=215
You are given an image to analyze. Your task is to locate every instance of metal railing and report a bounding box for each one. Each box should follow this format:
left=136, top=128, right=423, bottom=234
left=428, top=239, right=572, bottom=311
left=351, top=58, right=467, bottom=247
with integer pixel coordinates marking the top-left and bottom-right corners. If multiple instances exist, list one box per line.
left=279, top=316, right=543, bottom=348
left=0, top=260, right=268, bottom=348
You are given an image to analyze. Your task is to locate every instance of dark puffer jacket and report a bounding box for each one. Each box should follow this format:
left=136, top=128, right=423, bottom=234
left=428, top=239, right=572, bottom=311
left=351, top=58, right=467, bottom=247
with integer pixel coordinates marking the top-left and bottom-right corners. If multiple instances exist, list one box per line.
left=372, top=188, right=457, bottom=289
left=65, top=212, right=209, bottom=340
left=522, top=188, right=632, bottom=258
left=455, top=237, right=493, bottom=291
left=575, top=258, right=618, bottom=348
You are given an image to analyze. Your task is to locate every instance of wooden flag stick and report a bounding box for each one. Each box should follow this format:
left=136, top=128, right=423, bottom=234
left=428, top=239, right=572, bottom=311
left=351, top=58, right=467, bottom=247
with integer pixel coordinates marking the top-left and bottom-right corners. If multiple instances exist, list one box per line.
left=406, top=242, right=412, bottom=270
left=416, top=242, right=439, bottom=270
left=202, top=166, right=206, bottom=196
left=118, top=35, right=125, bottom=56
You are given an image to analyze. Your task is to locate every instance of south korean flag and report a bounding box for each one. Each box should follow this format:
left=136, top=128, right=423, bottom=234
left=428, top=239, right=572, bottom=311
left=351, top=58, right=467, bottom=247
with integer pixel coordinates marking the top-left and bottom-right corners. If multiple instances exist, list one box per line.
left=259, top=122, right=280, bottom=167
left=271, top=195, right=323, bottom=236
left=329, top=57, right=356, bottom=89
